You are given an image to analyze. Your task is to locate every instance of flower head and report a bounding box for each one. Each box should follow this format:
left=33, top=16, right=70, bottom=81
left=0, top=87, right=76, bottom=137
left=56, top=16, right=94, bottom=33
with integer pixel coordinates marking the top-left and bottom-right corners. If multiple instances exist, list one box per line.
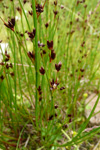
left=55, top=61, right=62, bottom=72
left=39, top=67, right=45, bottom=75
left=50, top=79, right=59, bottom=91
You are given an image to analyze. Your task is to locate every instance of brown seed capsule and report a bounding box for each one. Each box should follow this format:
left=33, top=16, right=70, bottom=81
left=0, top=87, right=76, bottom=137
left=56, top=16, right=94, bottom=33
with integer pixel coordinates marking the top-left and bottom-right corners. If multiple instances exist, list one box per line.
left=80, top=0, right=85, bottom=3
left=50, top=50, right=56, bottom=62
left=5, top=53, right=10, bottom=59
left=45, top=23, right=49, bottom=28
left=16, top=7, right=22, bottom=15
left=80, top=50, right=82, bottom=53
left=48, top=115, right=53, bottom=120
left=80, top=69, right=85, bottom=72
left=78, top=60, right=81, bottom=63
left=16, top=7, right=21, bottom=12
left=6, top=64, right=9, bottom=69
left=53, top=10, right=58, bottom=16
left=55, top=113, right=57, bottom=117
left=81, top=41, right=85, bottom=47
left=84, top=54, right=87, bottom=57
left=36, top=4, right=44, bottom=13
left=47, top=40, right=53, bottom=50
left=20, top=33, right=24, bottom=37
left=81, top=75, right=84, bottom=78
left=54, top=105, right=58, bottom=109
left=70, top=21, right=73, bottom=25
left=61, top=5, right=64, bottom=9
left=78, top=75, right=81, bottom=80
left=39, top=97, right=42, bottom=101
left=63, top=124, right=68, bottom=129
left=60, top=87, right=65, bottom=90
left=75, top=69, right=78, bottom=72
left=0, top=75, right=4, bottom=80
left=82, top=56, right=84, bottom=59
left=43, top=50, right=46, bottom=54
left=10, top=72, right=14, bottom=77
left=38, top=86, right=41, bottom=92
left=54, top=0, right=57, bottom=6
left=4, top=18, right=15, bottom=31
left=77, top=1, right=80, bottom=6
left=39, top=67, right=45, bottom=75
left=9, top=63, right=13, bottom=68
left=27, top=51, right=35, bottom=60
left=5, top=58, right=10, bottom=62
left=50, top=79, right=59, bottom=90
left=55, top=62, right=62, bottom=72
left=38, top=86, right=42, bottom=95
left=27, top=29, right=36, bottom=40
left=23, top=0, right=27, bottom=4
left=76, top=18, right=79, bottom=22
left=68, top=114, right=72, bottom=117
left=8, top=18, right=15, bottom=28
left=70, top=74, right=73, bottom=77
left=28, top=10, right=33, bottom=16
left=2, top=11, right=4, bottom=14
left=48, top=113, right=57, bottom=121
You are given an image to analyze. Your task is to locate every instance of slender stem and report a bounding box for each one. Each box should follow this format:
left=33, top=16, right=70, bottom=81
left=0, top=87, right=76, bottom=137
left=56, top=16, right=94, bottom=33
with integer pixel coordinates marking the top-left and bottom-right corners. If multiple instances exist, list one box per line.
left=31, top=0, right=39, bottom=126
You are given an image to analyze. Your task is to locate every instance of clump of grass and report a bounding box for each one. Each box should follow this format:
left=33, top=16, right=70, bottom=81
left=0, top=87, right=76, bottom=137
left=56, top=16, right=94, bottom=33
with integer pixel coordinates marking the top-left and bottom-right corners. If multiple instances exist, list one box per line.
left=0, top=0, right=100, bottom=149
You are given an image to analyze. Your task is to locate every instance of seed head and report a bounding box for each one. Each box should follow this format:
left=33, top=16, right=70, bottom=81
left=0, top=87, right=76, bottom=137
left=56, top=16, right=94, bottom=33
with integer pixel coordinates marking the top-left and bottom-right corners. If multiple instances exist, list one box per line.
left=55, top=61, right=62, bottom=72
left=47, top=40, right=53, bottom=50
left=39, top=67, right=45, bottom=75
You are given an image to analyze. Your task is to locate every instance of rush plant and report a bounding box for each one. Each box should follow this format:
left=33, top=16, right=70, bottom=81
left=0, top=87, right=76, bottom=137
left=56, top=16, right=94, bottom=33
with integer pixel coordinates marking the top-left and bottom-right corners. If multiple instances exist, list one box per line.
left=0, top=0, right=100, bottom=149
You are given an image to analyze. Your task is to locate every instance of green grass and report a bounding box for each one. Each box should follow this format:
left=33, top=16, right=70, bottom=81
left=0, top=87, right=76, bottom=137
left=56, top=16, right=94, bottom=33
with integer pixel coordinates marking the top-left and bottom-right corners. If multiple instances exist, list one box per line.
left=0, top=0, right=100, bottom=149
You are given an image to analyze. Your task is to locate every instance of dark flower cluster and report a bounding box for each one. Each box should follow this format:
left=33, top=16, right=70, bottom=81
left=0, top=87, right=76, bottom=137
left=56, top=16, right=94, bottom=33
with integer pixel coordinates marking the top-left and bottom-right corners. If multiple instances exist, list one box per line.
left=4, top=18, right=15, bottom=31
left=27, top=51, right=35, bottom=64
left=23, top=0, right=28, bottom=4
left=53, top=10, right=58, bottom=16
left=37, top=86, right=42, bottom=101
left=30, top=1, right=46, bottom=18
left=47, top=40, right=56, bottom=62
left=60, top=87, right=65, bottom=90
left=38, top=41, right=45, bottom=48
left=0, top=75, right=4, bottom=80
left=0, top=50, right=14, bottom=81
left=50, top=50, right=56, bottom=62
left=47, top=40, right=53, bottom=50
left=50, top=79, right=59, bottom=91
left=47, top=40, right=63, bottom=91
left=45, top=23, right=49, bottom=28
left=16, top=31, right=24, bottom=37
left=54, top=0, right=57, bottom=6
left=55, top=61, right=62, bottom=72
left=26, top=29, right=36, bottom=41
left=67, top=114, right=72, bottom=123
left=77, top=0, right=85, bottom=6
left=5, top=50, right=10, bottom=62
left=81, top=41, right=85, bottom=47
left=16, top=7, right=22, bottom=15
left=53, top=0, right=58, bottom=17
left=48, top=113, right=57, bottom=121
left=39, top=67, right=45, bottom=75
left=36, top=4, right=44, bottom=13
left=28, top=10, right=33, bottom=16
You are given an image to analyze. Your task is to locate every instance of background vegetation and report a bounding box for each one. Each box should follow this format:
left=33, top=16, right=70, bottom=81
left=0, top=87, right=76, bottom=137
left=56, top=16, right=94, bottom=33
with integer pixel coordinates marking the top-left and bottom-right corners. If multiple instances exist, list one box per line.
left=0, top=0, right=100, bottom=149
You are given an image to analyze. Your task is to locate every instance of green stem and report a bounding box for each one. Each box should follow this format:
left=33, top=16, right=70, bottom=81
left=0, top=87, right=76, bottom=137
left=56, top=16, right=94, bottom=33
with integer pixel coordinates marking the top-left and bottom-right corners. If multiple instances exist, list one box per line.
left=31, top=0, right=39, bottom=126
